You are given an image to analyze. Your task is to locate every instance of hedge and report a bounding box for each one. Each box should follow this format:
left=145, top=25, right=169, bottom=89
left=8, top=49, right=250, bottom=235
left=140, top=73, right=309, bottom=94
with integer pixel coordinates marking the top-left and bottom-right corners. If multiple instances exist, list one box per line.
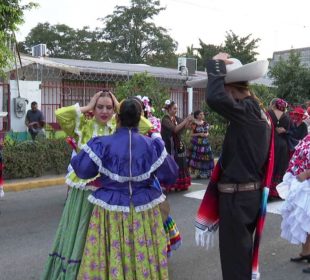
left=3, top=138, right=72, bottom=179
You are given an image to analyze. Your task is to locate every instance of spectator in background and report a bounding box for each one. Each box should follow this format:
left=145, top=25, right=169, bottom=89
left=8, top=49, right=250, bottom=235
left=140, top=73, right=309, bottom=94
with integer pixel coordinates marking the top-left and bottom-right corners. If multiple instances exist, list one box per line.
left=268, top=97, right=279, bottom=110
left=25, top=101, right=45, bottom=140
left=267, top=98, right=291, bottom=200
left=289, top=106, right=308, bottom=142
left=187, top=110, right=214, bottom=179
left=161, top=100, right=193, bottom=191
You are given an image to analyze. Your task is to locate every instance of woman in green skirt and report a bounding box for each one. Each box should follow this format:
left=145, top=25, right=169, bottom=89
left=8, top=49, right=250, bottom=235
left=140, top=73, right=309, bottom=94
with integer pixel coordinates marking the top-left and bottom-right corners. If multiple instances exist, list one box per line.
left=42, top=90, right=119, bottom=279
left=71, top=98, right=179, bottom=280
left=42, top=91, right=153, bottom=280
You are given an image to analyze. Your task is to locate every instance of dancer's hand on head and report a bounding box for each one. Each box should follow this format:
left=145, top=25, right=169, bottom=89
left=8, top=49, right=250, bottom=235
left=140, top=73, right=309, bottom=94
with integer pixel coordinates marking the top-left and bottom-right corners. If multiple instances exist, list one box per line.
left=212, top=52, right=234, bottom=65
left=87, top=91, right=102, bottom=111
left=109, top=92, right=120, bottom=113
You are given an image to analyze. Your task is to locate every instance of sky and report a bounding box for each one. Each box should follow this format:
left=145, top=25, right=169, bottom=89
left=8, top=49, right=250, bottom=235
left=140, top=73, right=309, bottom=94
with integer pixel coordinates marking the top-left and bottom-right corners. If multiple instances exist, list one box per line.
left=17, top=0, right=310, bottom=61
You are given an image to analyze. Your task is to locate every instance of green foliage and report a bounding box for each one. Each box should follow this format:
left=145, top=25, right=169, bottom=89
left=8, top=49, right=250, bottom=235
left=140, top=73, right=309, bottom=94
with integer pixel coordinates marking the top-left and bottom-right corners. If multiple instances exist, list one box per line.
left=114, top=72, right=170, bottom=118
left=250, top=84, right=277, bottom=109
left=223, top=30, right=260, bottom=63
left=0, top=33, right=13, bottom=77
left=193, top=30, right=260, bottom=71
left=0, top=0, right=37, bottom=76
left=3, top=138, right=71, bottom=179
left=100, top=0, right=177, bottom=64
left=21, top=22, right=108, bottom=60
left=146, top=51, right=178, bottom=68
left=195, top=40, right=223, bottom=71
left=200, top=100, right=227, bottom=137
left=268, top=51, right=310, bottom=104
left=207, top=133, right=225, bottom=157
left=0, top=0, right=37, bottom=33
left=21, top=1, right=177, bottom=66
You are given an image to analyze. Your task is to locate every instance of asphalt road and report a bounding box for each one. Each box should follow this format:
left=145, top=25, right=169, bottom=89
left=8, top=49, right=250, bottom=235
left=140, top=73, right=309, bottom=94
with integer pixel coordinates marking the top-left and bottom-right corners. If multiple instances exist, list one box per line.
left=0, top=181, right=309, bottom=280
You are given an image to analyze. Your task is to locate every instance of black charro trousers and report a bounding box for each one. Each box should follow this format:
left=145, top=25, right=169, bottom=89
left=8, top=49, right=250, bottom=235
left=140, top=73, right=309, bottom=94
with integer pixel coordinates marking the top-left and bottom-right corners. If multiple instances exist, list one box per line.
left=219, top=189, right=262, bottom=280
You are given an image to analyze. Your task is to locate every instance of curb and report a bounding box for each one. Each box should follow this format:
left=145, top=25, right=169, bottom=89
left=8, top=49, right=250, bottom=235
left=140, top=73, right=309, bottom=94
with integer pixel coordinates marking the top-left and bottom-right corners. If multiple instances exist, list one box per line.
left=3, top=158, right=219, bottom=193
left=4, top=177, right=66, bottom=192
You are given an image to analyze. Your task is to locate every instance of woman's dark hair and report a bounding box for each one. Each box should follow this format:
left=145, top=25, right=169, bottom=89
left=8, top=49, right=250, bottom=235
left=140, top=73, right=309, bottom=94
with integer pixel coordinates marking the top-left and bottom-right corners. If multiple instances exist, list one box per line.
left=193, top=110, right=202, bottom=119
left=163, top=100, right=176, bottom=111
left=119, top=98, right=142, bottom=127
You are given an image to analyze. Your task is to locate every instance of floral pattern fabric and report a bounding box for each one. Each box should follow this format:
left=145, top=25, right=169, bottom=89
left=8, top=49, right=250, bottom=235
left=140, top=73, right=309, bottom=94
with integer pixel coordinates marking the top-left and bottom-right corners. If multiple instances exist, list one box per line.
left=78, top=205, right=169, bottom=280
left=277, top=135, right=310, bottom=244
left=287, top=134, right=310, bottom=175
left=187, top=121, right=214, bottom=178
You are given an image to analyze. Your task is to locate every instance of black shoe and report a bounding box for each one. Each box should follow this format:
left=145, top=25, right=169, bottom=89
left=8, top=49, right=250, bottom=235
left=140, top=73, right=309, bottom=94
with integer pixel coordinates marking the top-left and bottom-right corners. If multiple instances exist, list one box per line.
left=290, top=255, right=310, bottom=263
left=303, top=267, right=310, bottom=273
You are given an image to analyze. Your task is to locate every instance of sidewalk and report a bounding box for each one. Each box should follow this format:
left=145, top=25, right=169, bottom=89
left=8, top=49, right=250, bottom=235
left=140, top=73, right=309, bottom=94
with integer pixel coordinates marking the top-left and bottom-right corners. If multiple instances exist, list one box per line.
left=4, top=174, right=66, bottom=192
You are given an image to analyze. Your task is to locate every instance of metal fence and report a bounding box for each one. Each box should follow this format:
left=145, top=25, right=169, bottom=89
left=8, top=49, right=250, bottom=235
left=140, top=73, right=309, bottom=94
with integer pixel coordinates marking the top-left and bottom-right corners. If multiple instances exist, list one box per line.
left=41, top=81, right=113, bottom=129
left=193, top=88, right=205, bottom=113
left=170, top=87, right=205, bottom=117
left=0, top=81, right=205, bottom=137
left=41, top=82, right=202, bottom=127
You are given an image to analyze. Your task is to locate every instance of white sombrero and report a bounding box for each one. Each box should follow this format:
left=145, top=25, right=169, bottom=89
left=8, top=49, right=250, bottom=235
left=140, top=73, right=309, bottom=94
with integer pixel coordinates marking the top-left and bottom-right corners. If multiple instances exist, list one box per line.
left=186, top=58, right=269, bottom=88
left=0, top=112, right=8, bottom=118
left=225, top=58, right=269, bottom=84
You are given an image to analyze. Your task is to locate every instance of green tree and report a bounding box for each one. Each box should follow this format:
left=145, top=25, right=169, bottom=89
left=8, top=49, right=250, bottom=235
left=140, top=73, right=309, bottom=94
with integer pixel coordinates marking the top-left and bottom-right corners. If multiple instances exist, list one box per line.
left=223, top=30, right=260, bottom=63
left=146, top=51, right=178, bottom=68
left=192, top=31, right=260, bottom=71
left=114, top=72, right=170, bottom=117
left=0, top=0, right=37, bottom=76
left=250, top=84, right=277, bottom=109
left=100, top=0, right=177, bottom=64
left=269, top=51, right=310, bottom=104
left=195, top=39, right=222, bottom=71
left=21, top=22, right=108, bottom=60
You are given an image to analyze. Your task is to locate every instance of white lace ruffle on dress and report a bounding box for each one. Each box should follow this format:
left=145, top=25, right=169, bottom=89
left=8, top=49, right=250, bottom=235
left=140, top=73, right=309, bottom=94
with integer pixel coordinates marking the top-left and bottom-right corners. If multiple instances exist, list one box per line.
left=278, top=172, right=310, bottom=244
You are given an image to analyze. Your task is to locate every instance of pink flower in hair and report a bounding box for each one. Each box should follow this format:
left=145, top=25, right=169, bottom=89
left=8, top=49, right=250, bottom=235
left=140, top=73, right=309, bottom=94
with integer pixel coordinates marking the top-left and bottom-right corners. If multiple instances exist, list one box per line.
left=275, top=98, right=288, bottom=112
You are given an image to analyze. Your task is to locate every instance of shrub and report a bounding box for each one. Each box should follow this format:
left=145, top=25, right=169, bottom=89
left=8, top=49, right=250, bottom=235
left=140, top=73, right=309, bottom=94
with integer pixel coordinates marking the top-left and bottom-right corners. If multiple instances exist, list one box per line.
left=3, top=138, right=72, bottom=179
left=115, top=72, right=170, bottom=118
left=207, top=132, right=224, bottom=157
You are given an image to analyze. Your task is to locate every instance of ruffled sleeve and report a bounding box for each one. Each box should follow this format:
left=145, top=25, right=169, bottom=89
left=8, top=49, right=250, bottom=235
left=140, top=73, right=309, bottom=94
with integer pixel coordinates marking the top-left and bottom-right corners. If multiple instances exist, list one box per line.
left=138, top=115, right=152, bottom=135
left=55, top=103, right=86, bottom=137
left=71, top=137, right=103, bottom=179
left=152, top=137, right=179, bottom=184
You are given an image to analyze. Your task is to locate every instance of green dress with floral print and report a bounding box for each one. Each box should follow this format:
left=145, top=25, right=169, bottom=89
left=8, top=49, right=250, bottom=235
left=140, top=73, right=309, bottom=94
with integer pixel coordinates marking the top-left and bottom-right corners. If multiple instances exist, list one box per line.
left=42, top=104, right=153, bottom=280
left=42, top=104, right=116, bottom=280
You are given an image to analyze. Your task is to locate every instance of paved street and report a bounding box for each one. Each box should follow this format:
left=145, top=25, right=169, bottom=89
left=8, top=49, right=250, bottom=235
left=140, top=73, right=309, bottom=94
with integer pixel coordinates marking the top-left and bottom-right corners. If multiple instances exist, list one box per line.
left=0, top=180, right=309, bottom=280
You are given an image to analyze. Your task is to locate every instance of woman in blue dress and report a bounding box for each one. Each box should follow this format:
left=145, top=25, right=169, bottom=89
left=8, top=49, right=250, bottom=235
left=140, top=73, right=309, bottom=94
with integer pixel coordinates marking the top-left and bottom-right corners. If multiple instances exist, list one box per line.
left=71, top=97, right=179, bottom=279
